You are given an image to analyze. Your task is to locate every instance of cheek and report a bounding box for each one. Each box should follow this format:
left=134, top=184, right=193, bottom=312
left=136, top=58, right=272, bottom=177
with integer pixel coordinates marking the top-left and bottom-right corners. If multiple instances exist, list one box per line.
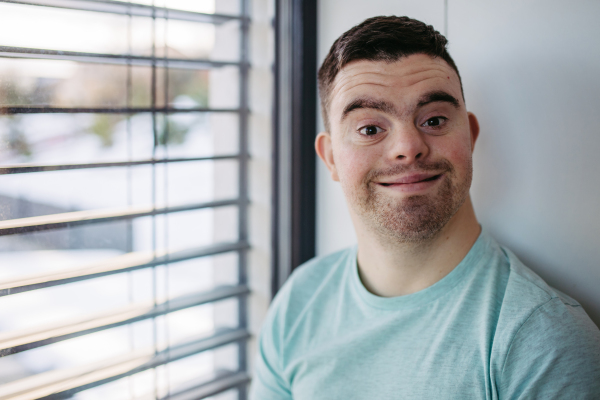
left=447, top=145, right=472, bottom=162
left=333, top=145, right=377, bottom=185
left=446, top=144, right=474, bottom=179
left=433, top=136, right=473, bottom=170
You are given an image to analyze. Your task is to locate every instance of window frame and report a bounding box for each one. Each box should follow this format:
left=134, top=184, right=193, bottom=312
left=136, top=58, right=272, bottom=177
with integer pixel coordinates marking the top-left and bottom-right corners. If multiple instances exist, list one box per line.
left=0, top=0, right=256, bottom=398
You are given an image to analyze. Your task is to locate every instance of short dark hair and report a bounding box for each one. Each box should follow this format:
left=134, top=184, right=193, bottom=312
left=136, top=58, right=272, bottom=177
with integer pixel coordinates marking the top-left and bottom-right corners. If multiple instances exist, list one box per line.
left=318, top=16, right=463, bottom=132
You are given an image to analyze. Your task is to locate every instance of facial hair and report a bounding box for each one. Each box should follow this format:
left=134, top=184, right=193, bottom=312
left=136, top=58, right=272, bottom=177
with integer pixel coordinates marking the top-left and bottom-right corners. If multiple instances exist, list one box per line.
left=348, top=158, right=472, bottom=244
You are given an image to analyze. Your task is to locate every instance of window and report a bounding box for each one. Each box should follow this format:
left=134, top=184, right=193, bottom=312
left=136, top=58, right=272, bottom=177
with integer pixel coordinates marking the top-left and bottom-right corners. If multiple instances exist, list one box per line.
left=0, top=0, right=262, bottom=399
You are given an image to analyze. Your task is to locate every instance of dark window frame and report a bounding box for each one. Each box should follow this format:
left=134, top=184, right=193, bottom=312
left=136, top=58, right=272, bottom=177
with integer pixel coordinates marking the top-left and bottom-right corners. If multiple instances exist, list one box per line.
left=271, top=0, right=318, bottom=297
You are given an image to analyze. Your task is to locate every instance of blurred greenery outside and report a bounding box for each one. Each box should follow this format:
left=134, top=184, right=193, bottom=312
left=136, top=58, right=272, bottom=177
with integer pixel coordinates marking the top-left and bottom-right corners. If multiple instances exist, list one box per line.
left=0, top=61, right=210, bottom=157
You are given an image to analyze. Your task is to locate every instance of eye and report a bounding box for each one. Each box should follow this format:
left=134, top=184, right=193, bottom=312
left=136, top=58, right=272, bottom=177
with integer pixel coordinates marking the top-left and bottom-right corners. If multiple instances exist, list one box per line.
left=358, top=125, right=384, bottom=136
left=421, top=117, right=447, bottom=128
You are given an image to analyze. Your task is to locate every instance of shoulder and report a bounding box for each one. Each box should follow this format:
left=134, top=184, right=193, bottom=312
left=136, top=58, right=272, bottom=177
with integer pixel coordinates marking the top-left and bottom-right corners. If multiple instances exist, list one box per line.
left=496, top=243, right=599, bottom=345
left=491, top=244, right=600, bottom=397
left=252, top=247, right=355, bottom=397
left=262, top=246, right=355, bottom=336
left=497, top=294, right=600, bottom=397
left=289, top=246, right=354, bottom=284
left=493, top=243, right=587, bottom=332
left=276, top=247, right=353, bottom=303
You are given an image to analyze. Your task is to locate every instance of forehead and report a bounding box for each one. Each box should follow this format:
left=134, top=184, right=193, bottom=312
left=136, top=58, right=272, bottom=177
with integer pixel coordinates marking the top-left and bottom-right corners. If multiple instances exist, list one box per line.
left=329, top=54, right=463, bottom=119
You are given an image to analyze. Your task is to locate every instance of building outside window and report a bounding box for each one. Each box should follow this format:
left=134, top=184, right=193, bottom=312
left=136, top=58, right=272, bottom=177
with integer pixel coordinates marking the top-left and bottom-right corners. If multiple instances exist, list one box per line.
left=0, top=0, right=275, bottom=398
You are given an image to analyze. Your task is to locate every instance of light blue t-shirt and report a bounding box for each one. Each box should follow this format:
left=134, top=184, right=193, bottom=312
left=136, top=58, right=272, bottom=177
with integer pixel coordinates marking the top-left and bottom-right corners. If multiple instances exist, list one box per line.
left=250, top=232, right=600, bottom=399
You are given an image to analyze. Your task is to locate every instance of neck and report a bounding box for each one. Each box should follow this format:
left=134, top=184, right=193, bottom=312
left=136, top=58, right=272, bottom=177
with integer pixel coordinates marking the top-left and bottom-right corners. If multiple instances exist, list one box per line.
left=354, top=196, right=481, bottom=297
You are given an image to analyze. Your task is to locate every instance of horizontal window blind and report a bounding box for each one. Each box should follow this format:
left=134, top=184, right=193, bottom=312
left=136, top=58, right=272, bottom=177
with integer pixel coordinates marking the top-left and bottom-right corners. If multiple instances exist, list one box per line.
left=0, top=0, right=251, bottom=399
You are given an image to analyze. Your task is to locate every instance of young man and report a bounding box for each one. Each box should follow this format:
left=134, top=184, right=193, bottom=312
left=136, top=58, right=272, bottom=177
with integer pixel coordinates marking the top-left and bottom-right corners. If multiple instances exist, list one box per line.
left=251, top=16, right=600, bottom=399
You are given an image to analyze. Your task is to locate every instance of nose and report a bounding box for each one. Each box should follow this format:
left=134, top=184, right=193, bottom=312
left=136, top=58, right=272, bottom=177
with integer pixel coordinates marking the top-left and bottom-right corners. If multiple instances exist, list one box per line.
left=387, top=123, right=430, bottom=163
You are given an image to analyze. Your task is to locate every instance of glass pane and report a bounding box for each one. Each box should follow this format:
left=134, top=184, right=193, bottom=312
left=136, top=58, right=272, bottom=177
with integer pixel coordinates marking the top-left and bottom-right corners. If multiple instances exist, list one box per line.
left=211, top=19, right=241, bottom=62
left=0, top=167, right=154, bottom=220
left=0, top=0, right=248, bottom=396
left=1, top=325, right=133, bottom=383
left=163, top=206, right=237, bottom=250
left=212, top=206, right=239, bottom=243
left=0, top=112, right=137, bottom=164
left=0, top=4, right=152, bottom=56
left=166, top=252, right=238, bottom=297
left=0, top=3, right=240, bottom=61
left=158, top=67, right=240, bottom=109
left=156, top=159, right=238, bottom=206
left=0, top=58, right=154, bottom=108
left=214, top=0, right=242, bottom=16
left=156, top=69, right=211, bottom=108
left=135, top=0, right=217, bottom=14
left=133, top=0, right=241, bottom=16
left=158, top=112, right=240, bottom=158
left=156, top=19, right=223, bottom=61
left=0, top=206, right=232, bottom=254
left=0, top=112, right=238, bottom=166
left=0, top=231, right=239, bottom=385
left=208, top=66, right=240, bottom=109
left=209, top=388, right=240, bottom=400
left=0, top=219, right=133, bottom=252
left=71, top=345, right=241, bottom=399
left=0, top=207, right=235, bottom=259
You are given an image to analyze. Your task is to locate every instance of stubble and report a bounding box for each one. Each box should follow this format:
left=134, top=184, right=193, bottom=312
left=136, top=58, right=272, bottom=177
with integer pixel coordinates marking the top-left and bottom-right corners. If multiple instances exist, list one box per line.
left=348, top=159, right=472, bottom=244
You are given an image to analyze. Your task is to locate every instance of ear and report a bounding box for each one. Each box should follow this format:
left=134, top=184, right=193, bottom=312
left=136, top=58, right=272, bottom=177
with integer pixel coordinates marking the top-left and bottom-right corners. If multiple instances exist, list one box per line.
left=467, top=112, right=480, bottom=152
left=315, top=131, right=339, bottom=181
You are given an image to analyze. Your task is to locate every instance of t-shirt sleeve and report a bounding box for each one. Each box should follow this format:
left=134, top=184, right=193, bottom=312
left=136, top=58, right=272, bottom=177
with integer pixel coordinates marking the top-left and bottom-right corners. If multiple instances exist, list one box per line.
left=249, top=293, right=293, bottom=400
left=498, top=298, right=600, bottom=399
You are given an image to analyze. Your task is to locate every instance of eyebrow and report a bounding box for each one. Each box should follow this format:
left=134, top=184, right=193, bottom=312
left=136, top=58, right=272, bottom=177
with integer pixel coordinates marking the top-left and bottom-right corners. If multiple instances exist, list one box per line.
left=340, top=90, right=461, bottom=123
left=341, top=98, right=397, bottom=121
left=417, top=90, right=460, bottom=109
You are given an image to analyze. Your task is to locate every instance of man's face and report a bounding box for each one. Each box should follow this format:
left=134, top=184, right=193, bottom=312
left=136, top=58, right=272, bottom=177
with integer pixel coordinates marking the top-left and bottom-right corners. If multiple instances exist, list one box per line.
left=316, top=54, right=479, bottom=242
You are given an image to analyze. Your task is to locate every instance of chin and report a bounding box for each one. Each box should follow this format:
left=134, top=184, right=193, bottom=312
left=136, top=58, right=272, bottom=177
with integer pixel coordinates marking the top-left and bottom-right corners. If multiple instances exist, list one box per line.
left=371, top=201, right=455, bottom=243
left=358, top=175, right=470, bottom=244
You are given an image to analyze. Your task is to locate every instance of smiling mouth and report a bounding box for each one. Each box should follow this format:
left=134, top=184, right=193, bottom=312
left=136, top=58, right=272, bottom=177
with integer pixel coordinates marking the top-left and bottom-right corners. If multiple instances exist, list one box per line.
left=379, top=174, right=442, bottom=186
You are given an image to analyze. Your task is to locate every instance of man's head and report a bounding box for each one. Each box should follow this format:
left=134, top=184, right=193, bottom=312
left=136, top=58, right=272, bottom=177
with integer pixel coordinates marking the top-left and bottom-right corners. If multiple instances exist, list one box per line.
left=318, top=16, right=463, bottom=133
left=315, top=16, right=479, bottom=243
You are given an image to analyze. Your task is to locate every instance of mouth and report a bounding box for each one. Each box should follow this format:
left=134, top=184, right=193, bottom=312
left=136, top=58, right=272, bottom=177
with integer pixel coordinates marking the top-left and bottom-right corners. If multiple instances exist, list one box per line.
left=378, top=173, right=443, bottom=187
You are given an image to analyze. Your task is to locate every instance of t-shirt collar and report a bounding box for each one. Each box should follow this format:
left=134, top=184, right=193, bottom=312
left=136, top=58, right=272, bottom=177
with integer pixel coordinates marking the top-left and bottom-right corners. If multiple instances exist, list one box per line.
left=350, top=230, right=492, bottom=310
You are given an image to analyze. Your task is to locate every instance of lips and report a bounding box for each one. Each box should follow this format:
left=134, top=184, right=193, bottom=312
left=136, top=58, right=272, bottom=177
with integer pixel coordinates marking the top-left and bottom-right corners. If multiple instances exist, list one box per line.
left=377, top=173, right=442, bottom=186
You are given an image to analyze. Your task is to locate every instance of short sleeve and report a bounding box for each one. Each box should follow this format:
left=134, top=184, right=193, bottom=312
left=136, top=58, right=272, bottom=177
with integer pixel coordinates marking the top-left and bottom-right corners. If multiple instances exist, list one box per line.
left=249, top=292, right=293, bottom=400
left=498, top=298, right=600, bottom=399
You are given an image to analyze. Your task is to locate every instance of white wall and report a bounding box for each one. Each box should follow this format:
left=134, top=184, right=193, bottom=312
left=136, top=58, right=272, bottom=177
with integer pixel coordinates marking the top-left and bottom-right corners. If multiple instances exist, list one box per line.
left=316, top=0, right=600, bottom=327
